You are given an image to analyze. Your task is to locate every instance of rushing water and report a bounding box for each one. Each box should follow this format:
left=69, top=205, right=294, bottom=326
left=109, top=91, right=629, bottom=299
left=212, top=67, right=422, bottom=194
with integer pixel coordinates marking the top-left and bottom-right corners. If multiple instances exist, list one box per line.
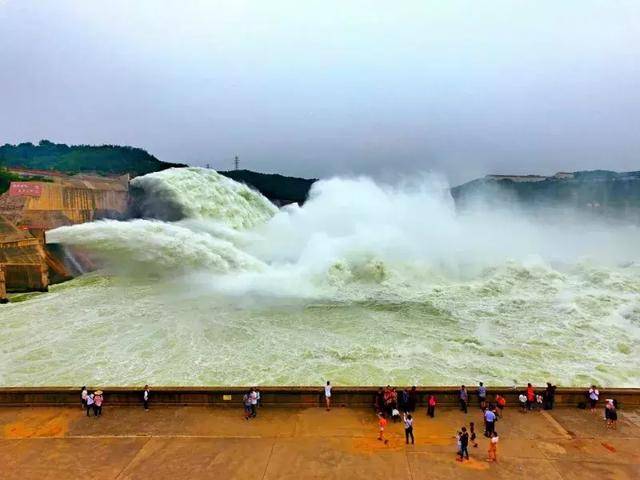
left=1, top=168, right=639, bottom=387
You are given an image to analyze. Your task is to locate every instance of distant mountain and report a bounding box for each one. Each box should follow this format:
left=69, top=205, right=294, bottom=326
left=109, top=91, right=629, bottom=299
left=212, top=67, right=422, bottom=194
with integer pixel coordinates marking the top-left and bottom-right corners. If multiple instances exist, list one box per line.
left=451, top=170, right=640, bottom=222
left=0, top=140, right=185, bottom=177
left=219, top=169, right=317, bottom=205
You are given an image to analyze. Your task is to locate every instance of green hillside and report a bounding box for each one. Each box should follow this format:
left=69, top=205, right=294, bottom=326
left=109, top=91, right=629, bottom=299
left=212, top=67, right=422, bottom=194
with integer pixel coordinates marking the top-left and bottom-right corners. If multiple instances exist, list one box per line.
left=0, top=140, right=185, bottom=177
left=220, top=169, right=317, bottom=205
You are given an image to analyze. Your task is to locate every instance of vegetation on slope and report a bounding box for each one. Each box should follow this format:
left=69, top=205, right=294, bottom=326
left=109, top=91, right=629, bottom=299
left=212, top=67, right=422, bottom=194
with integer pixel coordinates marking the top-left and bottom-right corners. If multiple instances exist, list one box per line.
left=0, top=140, right=185, bottom=177
left=220, top=169, right=317, bottom=205
left=451, top=170, right=640, bottom=221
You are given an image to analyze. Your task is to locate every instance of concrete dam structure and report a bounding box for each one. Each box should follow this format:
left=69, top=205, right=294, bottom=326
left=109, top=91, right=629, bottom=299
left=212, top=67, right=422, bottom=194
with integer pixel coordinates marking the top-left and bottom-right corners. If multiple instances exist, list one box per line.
left=0, top=170, right=129, bottom=299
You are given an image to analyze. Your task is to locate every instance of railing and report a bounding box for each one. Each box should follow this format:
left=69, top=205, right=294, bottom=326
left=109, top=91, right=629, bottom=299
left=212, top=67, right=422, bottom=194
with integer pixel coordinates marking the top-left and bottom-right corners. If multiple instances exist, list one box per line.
left=0, top=386, right=638, bottom=408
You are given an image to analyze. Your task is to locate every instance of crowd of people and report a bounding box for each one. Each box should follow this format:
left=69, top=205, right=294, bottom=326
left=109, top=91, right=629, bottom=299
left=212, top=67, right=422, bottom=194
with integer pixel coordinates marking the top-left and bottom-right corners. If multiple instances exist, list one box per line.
left=342, top=381, right=618, bottom=462
left=80, top=386, right=104, bottom=417
left=76, top=380, right=620, bottom=449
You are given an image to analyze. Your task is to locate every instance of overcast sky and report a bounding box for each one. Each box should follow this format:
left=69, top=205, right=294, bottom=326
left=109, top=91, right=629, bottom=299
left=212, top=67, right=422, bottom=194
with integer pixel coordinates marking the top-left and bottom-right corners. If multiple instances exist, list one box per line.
left=1, top=1, right=638, bottom=184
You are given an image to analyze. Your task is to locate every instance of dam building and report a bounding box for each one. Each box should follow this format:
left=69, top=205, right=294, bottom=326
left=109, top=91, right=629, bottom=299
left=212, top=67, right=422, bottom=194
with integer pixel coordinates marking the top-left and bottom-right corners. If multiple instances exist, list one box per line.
left=0, top=170, right=129, bottom=300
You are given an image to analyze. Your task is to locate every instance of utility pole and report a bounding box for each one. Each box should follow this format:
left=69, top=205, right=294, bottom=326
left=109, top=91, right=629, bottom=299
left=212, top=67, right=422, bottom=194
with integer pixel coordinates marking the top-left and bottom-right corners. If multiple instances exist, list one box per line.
left=234, top=156, right=239, bottom=171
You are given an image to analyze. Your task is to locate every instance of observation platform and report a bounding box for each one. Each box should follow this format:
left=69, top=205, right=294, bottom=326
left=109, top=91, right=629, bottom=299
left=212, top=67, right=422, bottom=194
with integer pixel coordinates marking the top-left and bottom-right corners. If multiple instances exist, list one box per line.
left=1, top=388, right=639, bottom=479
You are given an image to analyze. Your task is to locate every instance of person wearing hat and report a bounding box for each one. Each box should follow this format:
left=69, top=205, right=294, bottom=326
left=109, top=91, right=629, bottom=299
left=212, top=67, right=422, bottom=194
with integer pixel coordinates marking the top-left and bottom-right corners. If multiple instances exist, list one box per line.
left=93, top=390, right=104, bottom=417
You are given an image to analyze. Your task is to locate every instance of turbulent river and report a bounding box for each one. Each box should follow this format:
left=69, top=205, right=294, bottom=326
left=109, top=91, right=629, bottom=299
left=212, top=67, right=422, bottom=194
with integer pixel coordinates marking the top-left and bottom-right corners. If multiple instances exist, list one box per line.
left=1, top=168, right=639, bottom=387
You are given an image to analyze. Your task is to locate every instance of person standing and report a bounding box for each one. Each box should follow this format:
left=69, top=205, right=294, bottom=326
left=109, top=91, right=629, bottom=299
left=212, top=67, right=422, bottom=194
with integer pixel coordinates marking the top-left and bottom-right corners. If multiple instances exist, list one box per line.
left=519, top=393, right=528, bottom=413
left=469, top=422, right=478, bottom=448
left=377, top=413, right=388, bottom=444
left=545, top=382, right=556, bottom=410
left=588, top=385, right=599, bottom=413
left=459, top=386, right=468, bottom=413
left=93, top=390, right=103, bottom=417
left=427, top=394, right=436, bottom=418
left=143, top=385, right=150, bottom=411
left=374, top=387, right=384, bottom=413
left=407, top=386, right=418, bottom=413
left=403, top=413, right=414, bottom=445
left=526, top=383, right=535, bottom=411
left=495, top=394, right=506, bottom=417
left=85, top=392, right=94, bottom=417
left=605, top=399, right=617, bottom=429
left=81, top=386, right=88, bottom=411
left=477, top=382, right=487, bottom=410
left=399, top=388, right=409, bottom=413
left=484, top=407, right=496, bottom=437
left=250, top=387, right=258, bottom=418
left=243, top=390, right=253, bottom=420
left=487, top=431, right=499, bottom=462
left=458, top=427, right=469, bottom=461
left=324, top=381, right=332, bottom=411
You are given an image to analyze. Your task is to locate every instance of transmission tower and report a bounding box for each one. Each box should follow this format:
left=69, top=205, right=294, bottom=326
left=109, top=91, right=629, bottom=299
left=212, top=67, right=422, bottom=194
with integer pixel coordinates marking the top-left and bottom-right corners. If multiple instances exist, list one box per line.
left=234, top=156, right=239, bottom=170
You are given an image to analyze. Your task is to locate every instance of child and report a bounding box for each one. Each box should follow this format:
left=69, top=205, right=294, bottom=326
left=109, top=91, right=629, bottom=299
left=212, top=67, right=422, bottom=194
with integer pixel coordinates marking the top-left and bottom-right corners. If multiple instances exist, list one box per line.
left=391, top=408, right=401, bottom=423
left=536, top=394, right=544, bottom=411
left=378, top=413, right=389, bottom=444
left=519, top=393, right=527, bottom=413
left=455, top=430, right=462, bottom=460
left=487, top=431, right=499, bottom=462
left=469, top=421, right=478, bottom=448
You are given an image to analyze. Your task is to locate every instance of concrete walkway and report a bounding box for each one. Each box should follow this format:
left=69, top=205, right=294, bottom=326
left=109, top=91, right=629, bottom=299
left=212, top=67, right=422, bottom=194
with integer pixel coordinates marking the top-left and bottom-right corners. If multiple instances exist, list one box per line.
left=1, top=405, right=638, bottom=479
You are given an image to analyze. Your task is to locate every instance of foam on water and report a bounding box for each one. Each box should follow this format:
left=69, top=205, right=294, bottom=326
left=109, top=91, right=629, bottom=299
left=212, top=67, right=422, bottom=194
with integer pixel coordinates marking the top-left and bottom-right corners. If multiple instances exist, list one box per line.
left=1, top=168, right=639, bottom=386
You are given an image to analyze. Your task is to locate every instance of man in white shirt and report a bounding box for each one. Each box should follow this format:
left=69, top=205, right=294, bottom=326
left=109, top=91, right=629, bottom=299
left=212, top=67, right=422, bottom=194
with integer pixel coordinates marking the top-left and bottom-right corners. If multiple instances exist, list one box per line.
left=143, top=385, right=150, bottom=411
left=484, top=408, right=496, bottom=437
left=324, top=381, right=332, bottom=411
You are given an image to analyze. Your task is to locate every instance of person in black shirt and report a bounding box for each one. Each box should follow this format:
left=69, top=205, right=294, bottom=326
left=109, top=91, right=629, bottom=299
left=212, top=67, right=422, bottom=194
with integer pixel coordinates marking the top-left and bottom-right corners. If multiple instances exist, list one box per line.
left=407, top=386, right=418, bottom=413
left=458, top=426, right=470, bottom=461
left=374, top=387, right=384, bottom=413
left=545, top=382, right=556, bottom=410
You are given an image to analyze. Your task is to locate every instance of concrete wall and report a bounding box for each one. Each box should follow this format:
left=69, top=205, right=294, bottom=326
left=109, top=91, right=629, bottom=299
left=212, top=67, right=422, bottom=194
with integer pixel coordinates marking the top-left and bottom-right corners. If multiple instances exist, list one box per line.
left=1, top=386, right=638, bottom=408
left=0, top=268, right=7, bottom=303
left=0, top=263, right=48, bottom=292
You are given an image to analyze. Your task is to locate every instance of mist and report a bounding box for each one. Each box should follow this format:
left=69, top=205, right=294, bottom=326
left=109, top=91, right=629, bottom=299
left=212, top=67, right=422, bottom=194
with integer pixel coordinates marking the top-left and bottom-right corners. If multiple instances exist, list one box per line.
left=48, top=168, right=640, bottom=300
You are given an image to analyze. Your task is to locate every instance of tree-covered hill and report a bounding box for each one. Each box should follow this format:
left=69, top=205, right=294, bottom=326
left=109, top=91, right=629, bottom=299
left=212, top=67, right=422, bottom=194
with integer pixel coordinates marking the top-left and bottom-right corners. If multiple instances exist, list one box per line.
left=451, top=170, right=640, bottom=222
left=0, top=140, right=185, bottom=177
left=219, top=169, right=317, bottom=205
